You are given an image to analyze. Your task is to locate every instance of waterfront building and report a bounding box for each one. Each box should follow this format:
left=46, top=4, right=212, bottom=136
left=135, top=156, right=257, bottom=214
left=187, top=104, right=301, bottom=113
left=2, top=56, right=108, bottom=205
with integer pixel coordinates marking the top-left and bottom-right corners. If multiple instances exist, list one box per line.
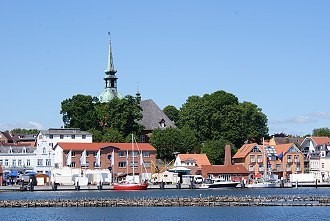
left=53, top=142, right=156, bottom=180
left=171, top=153, right=211, bottom=176
left=202, top=145, right=249, bottom=181
left=300, top=136, right=330, bottom=173
left=35, top=128, right=92, bottom=174
left=233, top=143, right=304, bottom=181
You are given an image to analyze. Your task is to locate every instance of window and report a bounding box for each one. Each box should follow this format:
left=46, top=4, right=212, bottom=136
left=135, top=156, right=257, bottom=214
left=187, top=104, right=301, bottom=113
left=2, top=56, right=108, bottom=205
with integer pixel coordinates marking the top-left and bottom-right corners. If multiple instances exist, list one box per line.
left=22, top=148, right=26, bottom=154
left=60, top=135, right=64, bottom=139
left=322, top=163, right=325, bottom=169
left=12, top=159, right=16, bottom=167
left=143, top=152, right=150, bottom=157
left=37, top=159, right=43, bottom=166
left=46, top=159, right=51, bottom=166
left=49, top=135, right=53, bottom=139
left=250, top=155, right=255, bottom=163
left=119, top=162, right=126, bottom=168
left=257, top=155, right=262, bottom=163
left=71, top=151, right=76, bottom=157
left=43, top=147, right=46, bottom=154
left=82, top=135, right=86, bottom=139
left=130, top=161, right=138, bottom=168
left=144, top=161, right=151, bottom=168
left=119, top=151, right=127, bottom=157
left=5, top=159, right=9, bottom=166
left=71, top=162, right=76, bottom=167
left=131, top=151, right=138, bottom=157
left=140, top=135, right=146, bottom=142
left=0, top=159, right=2, bottom=166
left=18, top=160, right=22, bottom=167
left=49, top=143, right=53, bottom=147
left=26, top=159, right=31, bottom=166
left=71, top=135, right=75, bottom=139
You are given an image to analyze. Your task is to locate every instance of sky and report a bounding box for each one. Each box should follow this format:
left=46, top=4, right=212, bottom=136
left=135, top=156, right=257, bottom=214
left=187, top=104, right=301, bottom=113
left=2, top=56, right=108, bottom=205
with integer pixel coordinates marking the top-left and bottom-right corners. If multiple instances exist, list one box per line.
left=0, top=1, right=329, bottom=136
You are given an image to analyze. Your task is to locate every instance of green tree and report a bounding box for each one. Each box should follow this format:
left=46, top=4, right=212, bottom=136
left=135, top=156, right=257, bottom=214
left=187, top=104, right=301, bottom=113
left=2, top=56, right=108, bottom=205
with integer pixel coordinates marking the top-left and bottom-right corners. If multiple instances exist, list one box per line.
left=201, top=139, right=228, bottom=165
left=101, top=128, right=124, bottom=142
left=150, top=127, right=198, bottom=161
left=60, top=94, right=98, bottom=131
left=10, top=128, right=39, bottom=135
left=177, top=90, right=268, bottom=148
left=163, top=105, right=180, bottom=123
left=312, top=128, right=330, bottom=137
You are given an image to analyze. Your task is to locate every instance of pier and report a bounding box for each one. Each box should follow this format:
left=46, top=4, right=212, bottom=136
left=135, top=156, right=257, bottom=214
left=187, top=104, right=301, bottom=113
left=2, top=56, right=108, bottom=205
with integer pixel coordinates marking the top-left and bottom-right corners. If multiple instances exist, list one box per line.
left=1, top=196, right=330, bottom=208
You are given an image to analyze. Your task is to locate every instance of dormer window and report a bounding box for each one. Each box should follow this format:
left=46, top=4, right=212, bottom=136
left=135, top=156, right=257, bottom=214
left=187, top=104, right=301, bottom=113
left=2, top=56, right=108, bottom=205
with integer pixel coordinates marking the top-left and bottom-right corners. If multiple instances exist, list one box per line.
left=159, top=119, right=166, bottom=128
left=49, top=135, right=54, bottom=139
left=22, top=148, right=26, bottom=154
left=9, top=148, right=13, bottom=154
left=43, top=147, right=46, bottom=154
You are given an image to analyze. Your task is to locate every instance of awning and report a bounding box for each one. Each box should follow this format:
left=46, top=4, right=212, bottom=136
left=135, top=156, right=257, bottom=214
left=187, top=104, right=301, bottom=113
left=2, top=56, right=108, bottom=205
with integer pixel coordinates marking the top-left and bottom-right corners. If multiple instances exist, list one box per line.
left=8, top=171, right=18, bottom=177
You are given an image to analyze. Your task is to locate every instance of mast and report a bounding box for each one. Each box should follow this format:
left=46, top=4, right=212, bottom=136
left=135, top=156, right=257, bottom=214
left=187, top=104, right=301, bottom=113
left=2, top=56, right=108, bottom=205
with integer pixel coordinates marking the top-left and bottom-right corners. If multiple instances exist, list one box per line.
left=262, top=137, right=267, bottom=181
left=132, top=134, right=135, bottom=183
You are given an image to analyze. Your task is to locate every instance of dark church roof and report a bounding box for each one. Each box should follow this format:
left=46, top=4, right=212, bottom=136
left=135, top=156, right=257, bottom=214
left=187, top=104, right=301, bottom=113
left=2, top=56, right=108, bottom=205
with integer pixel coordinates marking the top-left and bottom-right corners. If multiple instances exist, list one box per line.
left=139, top=99, right=176, bottom=131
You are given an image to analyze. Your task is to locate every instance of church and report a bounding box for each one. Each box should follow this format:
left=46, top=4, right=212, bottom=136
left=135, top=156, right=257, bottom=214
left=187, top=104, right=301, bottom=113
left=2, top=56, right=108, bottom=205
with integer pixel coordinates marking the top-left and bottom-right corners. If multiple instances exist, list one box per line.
left=98, top=35, right=176, bottom=142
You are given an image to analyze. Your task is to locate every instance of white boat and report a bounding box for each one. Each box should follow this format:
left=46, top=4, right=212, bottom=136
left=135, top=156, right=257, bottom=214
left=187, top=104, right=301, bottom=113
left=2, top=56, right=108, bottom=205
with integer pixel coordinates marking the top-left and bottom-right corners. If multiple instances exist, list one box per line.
left=198, top=183, right=210, bottom=189
left=206, top=178, right=240, bottom=188
left=246, top=178, right=277, bottom=188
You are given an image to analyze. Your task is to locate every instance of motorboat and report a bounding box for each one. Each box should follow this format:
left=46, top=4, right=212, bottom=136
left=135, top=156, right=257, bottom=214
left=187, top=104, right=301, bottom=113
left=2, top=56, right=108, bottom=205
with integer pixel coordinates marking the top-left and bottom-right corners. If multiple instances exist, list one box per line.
left=113, top=180, right=148, bottom=190
left=206, top=178, right=240, bottom=188
left=246, top=178, right=277, bottom=188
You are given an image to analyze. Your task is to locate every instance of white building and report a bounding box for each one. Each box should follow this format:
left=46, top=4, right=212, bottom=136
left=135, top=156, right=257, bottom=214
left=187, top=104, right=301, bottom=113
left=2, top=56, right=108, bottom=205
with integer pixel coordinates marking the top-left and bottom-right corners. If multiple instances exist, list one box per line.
left=35, top=128, right=92, bottom=173
left=0, top=145, right=36, bottom=173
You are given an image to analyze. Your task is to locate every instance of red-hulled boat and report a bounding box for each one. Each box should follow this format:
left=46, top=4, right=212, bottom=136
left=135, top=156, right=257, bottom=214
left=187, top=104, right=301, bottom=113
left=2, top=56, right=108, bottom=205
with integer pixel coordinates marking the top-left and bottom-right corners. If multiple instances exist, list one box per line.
left=113, top=181, right=148, bottom=190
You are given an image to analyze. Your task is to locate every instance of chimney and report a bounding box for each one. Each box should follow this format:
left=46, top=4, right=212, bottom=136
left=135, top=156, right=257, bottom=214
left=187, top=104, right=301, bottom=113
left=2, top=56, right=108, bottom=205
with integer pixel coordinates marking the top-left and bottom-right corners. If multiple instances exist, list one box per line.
left=224, top=144, right=232, bottom=166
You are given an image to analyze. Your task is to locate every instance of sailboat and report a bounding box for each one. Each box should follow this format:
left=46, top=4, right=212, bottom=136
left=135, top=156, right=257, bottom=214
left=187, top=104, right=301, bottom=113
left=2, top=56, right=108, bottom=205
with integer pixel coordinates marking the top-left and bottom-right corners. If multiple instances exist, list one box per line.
left=113, top=134, right=148, bottom=190
left=246, top=138, right=277, bottom=188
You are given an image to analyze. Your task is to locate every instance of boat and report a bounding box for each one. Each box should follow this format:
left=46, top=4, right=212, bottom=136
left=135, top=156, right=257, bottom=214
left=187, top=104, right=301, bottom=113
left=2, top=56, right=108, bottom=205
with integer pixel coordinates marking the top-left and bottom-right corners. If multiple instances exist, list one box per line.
left=205, top=178, right=240, bottom=188
left=113, top=134, right=149, bottom=191
left=197, top=183, right=210, bottom=189
left=113, top=180, right=148, bottom=190
left=246, top=178, right=277, bottom=188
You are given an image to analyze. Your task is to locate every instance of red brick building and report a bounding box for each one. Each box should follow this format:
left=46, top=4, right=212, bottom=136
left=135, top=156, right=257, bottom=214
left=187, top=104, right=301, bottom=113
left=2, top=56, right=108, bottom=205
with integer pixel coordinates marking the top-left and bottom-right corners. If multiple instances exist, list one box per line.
left=54, top=142, right=157, bottom=177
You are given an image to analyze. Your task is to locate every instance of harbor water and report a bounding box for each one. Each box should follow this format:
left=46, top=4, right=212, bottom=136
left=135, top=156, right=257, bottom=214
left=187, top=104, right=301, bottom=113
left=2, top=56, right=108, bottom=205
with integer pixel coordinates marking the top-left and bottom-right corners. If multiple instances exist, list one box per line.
left=1, top=188, right=330, bottom=221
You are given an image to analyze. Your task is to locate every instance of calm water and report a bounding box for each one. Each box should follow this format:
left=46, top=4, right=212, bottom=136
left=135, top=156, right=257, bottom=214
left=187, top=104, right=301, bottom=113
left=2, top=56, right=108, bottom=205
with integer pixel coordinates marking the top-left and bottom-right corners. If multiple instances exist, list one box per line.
left=1, top=188, right=330, bottom=221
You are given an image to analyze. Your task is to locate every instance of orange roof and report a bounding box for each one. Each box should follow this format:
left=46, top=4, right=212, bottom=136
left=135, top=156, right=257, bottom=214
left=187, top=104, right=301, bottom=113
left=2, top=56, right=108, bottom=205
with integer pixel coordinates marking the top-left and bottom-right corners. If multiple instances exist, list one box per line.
left=202, top=165, right=249, bottom=174
left=274, top=143, right=295, bottom=155
left=56, top=142, right=156, bottom=152
left=233, top=143, right=259, bottom=159
left=311, top=137, right=330, bottom=145
left=178, top=154, right=211, bottom=166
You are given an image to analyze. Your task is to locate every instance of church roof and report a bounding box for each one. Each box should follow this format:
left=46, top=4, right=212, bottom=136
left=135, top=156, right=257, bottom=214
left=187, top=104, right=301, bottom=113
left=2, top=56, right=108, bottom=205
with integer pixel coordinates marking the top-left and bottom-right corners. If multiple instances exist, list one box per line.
left=99, top=88, right=122, bottom=103
left=139, top=99, right=176, bottom=131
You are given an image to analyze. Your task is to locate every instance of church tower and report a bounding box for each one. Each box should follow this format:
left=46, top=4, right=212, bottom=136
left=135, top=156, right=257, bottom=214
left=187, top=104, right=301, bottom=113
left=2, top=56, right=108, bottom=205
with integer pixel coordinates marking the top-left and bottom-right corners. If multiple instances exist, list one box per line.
left=99, top=33, right=122, bottom=103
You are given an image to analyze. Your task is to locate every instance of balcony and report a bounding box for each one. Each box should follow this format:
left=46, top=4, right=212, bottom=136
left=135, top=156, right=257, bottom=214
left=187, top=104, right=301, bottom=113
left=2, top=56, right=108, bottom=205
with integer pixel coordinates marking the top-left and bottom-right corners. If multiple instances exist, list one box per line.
left=250, top=159, right=256, bottom=164
left=258, top=167, right=264, bottom=172
left=257, top=159, right=263, bottom=163
left=294, top=159, right=300, bottom=163
left=287, top=159, right=293, bottom=163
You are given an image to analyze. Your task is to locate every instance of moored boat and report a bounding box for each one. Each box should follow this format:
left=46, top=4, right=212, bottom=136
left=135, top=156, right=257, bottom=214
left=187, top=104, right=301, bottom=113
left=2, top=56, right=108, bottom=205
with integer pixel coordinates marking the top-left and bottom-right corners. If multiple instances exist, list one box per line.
left=207, top=178, right=240, bottom=188
left=113, top=181, right=148, bottom=190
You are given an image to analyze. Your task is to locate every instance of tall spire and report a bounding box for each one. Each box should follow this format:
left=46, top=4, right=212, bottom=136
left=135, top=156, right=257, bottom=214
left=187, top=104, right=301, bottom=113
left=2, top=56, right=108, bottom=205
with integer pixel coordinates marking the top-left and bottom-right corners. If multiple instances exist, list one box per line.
left=105, top=32, right=117, bottom=74
left=98, top=32, right=122, bottom=103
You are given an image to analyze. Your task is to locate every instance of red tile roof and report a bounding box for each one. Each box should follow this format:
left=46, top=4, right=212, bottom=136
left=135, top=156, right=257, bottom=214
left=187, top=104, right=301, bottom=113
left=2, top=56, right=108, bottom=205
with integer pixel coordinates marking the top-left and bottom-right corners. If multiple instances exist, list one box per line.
left=202, top=165, right=249, bottom=174
left=311, top=137, right=330, bottom=145
left=178, top=154, right=211, bottom=166
left=274, top=143, right=296, bottom=155
left=56, top=142, right=156, bottom=152
left=233, top=143, right=259, bottom=159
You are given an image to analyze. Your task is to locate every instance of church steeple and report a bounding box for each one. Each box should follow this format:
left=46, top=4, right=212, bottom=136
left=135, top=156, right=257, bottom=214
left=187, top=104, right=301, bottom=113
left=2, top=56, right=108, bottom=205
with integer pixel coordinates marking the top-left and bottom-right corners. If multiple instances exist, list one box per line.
left=99, top=32, right=122, bottom=103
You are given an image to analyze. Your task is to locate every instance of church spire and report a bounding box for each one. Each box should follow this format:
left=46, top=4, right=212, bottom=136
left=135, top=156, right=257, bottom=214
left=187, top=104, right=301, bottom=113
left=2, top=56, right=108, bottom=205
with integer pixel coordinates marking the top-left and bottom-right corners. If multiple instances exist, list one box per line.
left=105, top=32, right=117, bottom=74
left=98, top=32, right=122, bottom=103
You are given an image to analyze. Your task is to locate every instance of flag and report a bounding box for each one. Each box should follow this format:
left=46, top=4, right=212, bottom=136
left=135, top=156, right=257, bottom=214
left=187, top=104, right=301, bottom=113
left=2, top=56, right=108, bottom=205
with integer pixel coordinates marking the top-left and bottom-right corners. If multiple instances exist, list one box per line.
left=111, top=149, right=115, bottom=166
left=80, top=149, right=87, bottom=166
left=277, top=152, right=284, bottom=160
left=95, top=149, right=101, bottom=167
left=66, top=150, right=72, bottom=166
left=140, top=151, right=143, bottom=166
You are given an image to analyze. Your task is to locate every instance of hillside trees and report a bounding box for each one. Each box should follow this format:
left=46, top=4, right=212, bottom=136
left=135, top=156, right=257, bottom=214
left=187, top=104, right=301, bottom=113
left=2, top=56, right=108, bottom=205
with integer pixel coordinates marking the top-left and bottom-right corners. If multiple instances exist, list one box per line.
left=312, top=127, right=330, bottom=137
left=60, top=94, right=143, bottom=142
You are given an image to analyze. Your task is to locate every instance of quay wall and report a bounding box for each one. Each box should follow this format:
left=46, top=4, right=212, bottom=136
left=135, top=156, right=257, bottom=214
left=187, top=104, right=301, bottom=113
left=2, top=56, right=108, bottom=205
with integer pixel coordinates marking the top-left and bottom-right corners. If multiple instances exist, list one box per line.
left=1, top=196, right=330, bottom=208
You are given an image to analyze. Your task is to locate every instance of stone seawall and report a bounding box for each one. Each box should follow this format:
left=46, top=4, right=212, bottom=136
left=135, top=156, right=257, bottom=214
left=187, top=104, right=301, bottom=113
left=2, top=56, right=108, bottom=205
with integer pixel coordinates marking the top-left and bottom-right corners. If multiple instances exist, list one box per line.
left=1, top=196, right=330, bottom=208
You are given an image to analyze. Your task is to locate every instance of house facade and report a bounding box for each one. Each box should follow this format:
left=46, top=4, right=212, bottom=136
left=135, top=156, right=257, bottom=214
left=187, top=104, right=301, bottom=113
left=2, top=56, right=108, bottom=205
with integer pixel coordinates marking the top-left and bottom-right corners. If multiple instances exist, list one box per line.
left=233, top=143, right=304, bottom=181
left=300, top=136, right=330, bottom=172
left=54, top=142, right=157, bottom=180
left=173, top=154, right=211, bottom=175
left=308, top=142, right=330, bottom=182
left=35, top=128, right=92, bottom=173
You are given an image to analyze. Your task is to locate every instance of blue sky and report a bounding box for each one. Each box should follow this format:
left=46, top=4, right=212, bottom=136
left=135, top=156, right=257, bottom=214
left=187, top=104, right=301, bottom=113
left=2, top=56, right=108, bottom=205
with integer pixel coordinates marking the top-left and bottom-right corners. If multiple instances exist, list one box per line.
left=0, top=1, right=329, bottom=136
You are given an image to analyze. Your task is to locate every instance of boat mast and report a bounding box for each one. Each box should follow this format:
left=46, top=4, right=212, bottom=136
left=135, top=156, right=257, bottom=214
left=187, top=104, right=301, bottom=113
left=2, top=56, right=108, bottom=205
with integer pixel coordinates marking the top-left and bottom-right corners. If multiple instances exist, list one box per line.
left=132, top=133, right=135, bottom=183
left=262, top=137, right=267, bottom=181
